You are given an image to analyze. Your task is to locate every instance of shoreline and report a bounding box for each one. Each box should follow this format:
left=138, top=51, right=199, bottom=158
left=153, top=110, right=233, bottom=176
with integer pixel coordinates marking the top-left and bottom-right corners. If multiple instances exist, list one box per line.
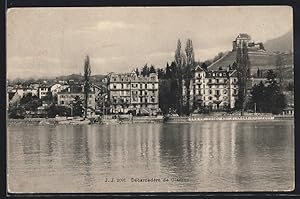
left=7, top=115, right=294, bottom=126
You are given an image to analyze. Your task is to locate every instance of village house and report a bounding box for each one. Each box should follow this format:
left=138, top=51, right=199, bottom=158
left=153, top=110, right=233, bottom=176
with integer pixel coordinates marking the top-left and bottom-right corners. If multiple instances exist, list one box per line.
left=38, top=85, right=49, bottom=99
left=50, top=83, right=69, bottom=96
left=57, top=85, right=96, bottom=117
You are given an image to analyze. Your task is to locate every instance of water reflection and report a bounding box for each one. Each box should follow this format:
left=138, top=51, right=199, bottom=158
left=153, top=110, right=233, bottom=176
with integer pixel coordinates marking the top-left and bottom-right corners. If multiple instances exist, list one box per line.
left=8, top=120, right=294, bottom=192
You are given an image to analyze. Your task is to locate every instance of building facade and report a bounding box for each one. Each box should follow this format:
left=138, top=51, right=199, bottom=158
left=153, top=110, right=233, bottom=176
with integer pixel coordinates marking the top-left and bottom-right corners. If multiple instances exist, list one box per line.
left=232, top=33, right=265, bottom=52
left=106, top=71, right=159, bottom=115
left=57, top=86, right=96, bottom=116
left=38, top=86, right=49, bottom=99
left=190, top=65, right=239, bottom=111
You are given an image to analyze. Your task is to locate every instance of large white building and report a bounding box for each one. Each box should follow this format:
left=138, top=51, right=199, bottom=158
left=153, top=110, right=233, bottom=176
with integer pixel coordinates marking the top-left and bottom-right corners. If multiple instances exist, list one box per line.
left=189, top=65, right=239, bottom=111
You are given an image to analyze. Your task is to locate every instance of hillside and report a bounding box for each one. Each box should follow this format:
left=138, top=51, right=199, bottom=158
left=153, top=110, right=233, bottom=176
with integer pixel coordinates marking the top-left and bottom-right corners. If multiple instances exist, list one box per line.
left=207, top=50, right=293, bottom=78
left=264, top=30, right=293, bottom=53
left=8, top=74, right=106, bottom=86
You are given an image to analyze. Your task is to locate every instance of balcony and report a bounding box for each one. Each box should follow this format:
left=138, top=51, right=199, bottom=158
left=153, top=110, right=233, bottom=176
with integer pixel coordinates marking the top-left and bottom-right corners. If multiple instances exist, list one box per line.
left=214, top=94, right=221, bottom=99
left=207, top=81, right=227, bottom=85
left=213, top=99, right=222, bottom=104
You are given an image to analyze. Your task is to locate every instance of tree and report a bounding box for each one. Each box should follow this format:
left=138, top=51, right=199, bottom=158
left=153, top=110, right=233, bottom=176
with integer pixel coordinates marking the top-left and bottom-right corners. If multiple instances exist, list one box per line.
left=47, top=104, right=71, bottom=118
left=8, top=106, right=25, bottom=119
left=157, top=68, right=165, bottom=79
left=183, top=38, right=195, bottom=114
left=250, top=70, right=286, bottom=114
left=235, top=42, right=251, bottom=115
left=185, top=39, right=195, bottom=67
left=135, top=68, right=140, bottom=76
left=164, top=62, right=171, bottom=79
left=149, top=65, right=156, bottom=73
left=175, top=39, right=186, bottom=68
left=174, top=39, right=186, bottom=115
left=250, top=81, right=266, bottom=113
left=259, top=42, right=265, bottom=51
left=275, top=53, right=284, bottom=91
left=72, top=96, right=84, bottom=117
left=141, top=64, right=150, bottom=76
left=20, top=93, right=42, bottom=111
left=83, top=55, right=91, bottom=118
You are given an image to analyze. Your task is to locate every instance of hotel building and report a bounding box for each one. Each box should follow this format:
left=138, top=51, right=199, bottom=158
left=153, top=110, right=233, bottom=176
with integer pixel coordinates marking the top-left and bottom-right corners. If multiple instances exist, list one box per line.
left=190, top=65, right=239, bottom=111
left=106, top=71, right=159, bottom=115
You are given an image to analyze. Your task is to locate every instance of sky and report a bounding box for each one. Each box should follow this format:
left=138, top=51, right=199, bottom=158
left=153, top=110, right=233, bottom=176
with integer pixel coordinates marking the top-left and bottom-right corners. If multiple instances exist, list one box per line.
left=7, top=6, right=293, bottom=79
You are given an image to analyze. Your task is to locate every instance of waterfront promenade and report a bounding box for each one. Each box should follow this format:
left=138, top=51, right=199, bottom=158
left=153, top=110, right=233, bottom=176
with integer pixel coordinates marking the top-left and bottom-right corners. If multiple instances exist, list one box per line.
left=7, top=113, right=293, bottom=126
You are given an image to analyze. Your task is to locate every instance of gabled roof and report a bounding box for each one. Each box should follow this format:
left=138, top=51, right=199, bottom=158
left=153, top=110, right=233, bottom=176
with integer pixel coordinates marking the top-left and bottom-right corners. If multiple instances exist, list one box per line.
left=194, top=65, right=205, bottom=72
left=229, top=70, right=238, bottom=77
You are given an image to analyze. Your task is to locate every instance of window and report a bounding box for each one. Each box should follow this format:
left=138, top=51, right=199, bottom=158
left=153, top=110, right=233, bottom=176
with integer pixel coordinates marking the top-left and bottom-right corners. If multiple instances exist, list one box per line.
left=209, top=90, right=212, bottom=94
left=209, top=97, right=212, bottom=100
left=113, top=84, right=116, bottom=89
left=224, top=90, right=227, bottom=94
left=216, top=90, right=220, bottom=95
left=145, top=98, right=148, bottom=103
left=140, top=90, right=143, bottom=95
left=61, top=101, right=64, bottom=104
left=140, top=84, right=143, bottom=89
left=208, top=79, right=212, bottom=83
left=216, top=79, right=219, bottom=83
left=121, top=84, right=124, bottom=89
left=145, top=84, right=147, bottom=89
left=145, top=91, right=148, bottom=95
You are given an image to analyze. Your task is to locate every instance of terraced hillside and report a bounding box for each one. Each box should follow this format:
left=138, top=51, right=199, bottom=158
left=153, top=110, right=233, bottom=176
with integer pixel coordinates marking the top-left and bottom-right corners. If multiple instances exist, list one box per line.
left=208, top=50, right=293, bottom=78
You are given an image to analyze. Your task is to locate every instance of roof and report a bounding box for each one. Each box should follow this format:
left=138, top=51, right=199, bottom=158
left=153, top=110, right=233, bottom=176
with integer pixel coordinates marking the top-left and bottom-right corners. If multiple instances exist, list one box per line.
left=229, top=70, right=238, bottom=77
left=208, top=50, right=280, bottom=71
left=194, top=65, right=205, bottom=72
left=8, top=92, right=17, bottom=100
left=237, top=33, right=251, bottom=40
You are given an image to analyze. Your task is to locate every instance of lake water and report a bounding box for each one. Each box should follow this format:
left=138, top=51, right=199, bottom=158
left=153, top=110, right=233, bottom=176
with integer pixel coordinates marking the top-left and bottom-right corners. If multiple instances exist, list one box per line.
left=7, top=120, right=294, bottom=193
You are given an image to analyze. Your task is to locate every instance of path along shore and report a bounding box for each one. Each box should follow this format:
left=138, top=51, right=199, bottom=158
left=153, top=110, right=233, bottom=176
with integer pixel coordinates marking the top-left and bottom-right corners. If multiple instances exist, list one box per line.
left=7, top=114, right=294, bottom=126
